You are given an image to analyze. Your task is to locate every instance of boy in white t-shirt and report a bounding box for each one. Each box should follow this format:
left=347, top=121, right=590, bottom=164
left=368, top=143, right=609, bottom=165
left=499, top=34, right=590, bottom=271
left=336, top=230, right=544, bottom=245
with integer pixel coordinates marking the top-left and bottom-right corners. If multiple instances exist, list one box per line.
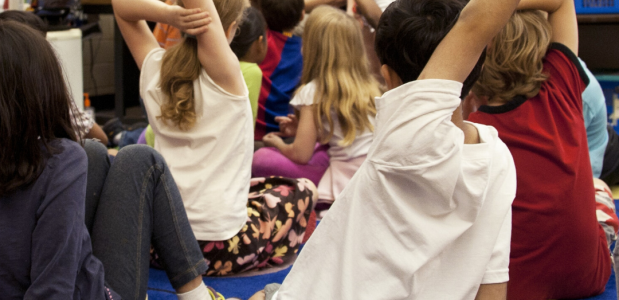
left=250, top=0, right=519, bottom=299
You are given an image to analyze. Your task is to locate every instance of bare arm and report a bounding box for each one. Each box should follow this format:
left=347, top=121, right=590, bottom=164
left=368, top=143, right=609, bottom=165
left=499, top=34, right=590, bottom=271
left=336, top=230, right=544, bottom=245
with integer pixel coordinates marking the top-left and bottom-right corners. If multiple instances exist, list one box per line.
left=355, top=0, right=382, bottom=28
left=475, top=283, right=507, bottom=300
left=182, top=0, right=246, bottom=96
left=305, top=0, right=346, bottom=12
left=84, top=123, right=109, bottom=146
left=263, top=106, right=318, bottom=164
left=517, top=0, right=578, bottom=55
left=418, top=0, right=520, bottom=82
left=112, top=0, right=210, bottom=69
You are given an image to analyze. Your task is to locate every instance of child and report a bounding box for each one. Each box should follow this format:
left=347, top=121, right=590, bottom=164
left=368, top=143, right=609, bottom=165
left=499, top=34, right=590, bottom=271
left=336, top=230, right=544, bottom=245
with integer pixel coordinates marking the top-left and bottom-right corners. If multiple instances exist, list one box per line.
left=0, top=10, right=109, bottom=146
left=113, top=0, right=316, bottom=276
left=258, top=5, right=381, bottom=215
left=254, top=0, right=305, bottom=141
left=230, top=6, right=268, bottom=125
left=0, top=19, right=228, bottom=300
left=252, top=0, right=519, bottom=298
left=467, top=2, right=619, bottom=298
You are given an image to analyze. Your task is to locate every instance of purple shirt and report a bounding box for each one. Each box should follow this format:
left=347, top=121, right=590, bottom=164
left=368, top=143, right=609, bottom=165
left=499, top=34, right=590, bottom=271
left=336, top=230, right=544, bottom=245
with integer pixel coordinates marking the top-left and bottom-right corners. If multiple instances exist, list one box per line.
left=0, top=139, right=113, bottom=299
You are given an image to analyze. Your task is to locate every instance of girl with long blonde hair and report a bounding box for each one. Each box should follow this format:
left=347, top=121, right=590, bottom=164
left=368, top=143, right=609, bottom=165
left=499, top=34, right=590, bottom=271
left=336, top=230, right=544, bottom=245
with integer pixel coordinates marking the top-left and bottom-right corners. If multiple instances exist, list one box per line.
left=259, top=5, right=381, bottom=215
left=114, top=0, right=316, bottom=278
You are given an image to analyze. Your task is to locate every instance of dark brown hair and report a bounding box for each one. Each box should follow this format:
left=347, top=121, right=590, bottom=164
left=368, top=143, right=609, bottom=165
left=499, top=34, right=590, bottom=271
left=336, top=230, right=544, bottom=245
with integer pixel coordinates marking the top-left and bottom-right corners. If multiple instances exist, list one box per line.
left=375, top=0, right=484, bottom=99
left=0, top=20, right=77, bottom=196
left=259, top=0, right=303, bottom=32
left=0, top=10, right=48, bottom=35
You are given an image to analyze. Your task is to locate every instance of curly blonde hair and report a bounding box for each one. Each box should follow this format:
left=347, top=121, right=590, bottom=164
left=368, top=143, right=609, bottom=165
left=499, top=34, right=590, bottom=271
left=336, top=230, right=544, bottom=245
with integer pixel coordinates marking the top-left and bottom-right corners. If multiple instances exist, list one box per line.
left=473, top=10, right=552, bottom=103
left=158, top=0, right=248, bottom=130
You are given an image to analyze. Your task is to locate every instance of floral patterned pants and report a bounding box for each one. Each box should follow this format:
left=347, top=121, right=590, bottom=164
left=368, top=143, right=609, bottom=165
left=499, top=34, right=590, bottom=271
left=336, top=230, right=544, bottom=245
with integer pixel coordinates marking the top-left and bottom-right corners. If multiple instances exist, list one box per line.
left=198, top=176, right=315, bottom=276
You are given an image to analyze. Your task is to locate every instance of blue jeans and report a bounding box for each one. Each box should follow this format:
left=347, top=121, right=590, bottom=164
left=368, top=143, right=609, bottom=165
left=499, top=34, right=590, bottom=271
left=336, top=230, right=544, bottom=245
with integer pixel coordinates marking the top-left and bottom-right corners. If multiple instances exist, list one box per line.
left=84, top=140, right=207, bottom=300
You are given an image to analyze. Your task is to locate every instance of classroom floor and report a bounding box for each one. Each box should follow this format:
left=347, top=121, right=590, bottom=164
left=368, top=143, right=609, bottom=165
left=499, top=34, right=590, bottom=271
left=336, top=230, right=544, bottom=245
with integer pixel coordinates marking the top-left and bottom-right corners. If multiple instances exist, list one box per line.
left=147, top=198, right=619, bottom=300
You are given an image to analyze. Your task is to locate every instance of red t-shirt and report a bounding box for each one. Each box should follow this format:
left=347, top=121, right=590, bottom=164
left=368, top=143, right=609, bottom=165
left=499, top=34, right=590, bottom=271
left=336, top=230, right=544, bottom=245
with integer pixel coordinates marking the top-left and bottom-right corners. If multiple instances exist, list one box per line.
left=469, top=44, right=610, bottom=300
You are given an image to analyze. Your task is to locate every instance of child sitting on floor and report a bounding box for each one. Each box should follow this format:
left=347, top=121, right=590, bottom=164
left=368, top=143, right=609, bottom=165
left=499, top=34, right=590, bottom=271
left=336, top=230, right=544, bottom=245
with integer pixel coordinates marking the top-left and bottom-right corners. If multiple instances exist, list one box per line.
left=0, top=10, right=109, bottom=146
left=0, top=19, right=231, bottom=300
left=467, top=1, right=619, bottom=298
left=255, top=5, right=381, bottom=216
left=254, top=0, right=305, bottom=141
left=251, top=0, right=519, bottom=298
left=230, top=6, right=268, bottom=126
left=113, top=0, right=317, bottom=276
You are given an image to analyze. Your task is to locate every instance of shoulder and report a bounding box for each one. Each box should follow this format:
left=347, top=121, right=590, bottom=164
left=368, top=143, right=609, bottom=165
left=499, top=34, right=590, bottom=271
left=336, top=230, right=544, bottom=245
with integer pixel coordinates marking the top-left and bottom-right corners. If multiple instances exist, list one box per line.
left=544, top=43, right=590, bottom=87
left=290, top=82, right=318, bottom=107
left=141, top=48, right=166, bottom=73
left=241, top=62, right=263, bottom=78
left=46, top=139, right=87, bottom=176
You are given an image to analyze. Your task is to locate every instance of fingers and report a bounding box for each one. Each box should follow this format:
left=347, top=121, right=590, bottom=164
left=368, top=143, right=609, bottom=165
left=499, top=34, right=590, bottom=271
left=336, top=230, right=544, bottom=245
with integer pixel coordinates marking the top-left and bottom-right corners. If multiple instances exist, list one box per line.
left=275, top=116, right=291, bottom=122
left=183, top=11, right=209, bottom=23
left=184, top=25, right=210, bottom=36
left=179, top=8, right=202, bottom=17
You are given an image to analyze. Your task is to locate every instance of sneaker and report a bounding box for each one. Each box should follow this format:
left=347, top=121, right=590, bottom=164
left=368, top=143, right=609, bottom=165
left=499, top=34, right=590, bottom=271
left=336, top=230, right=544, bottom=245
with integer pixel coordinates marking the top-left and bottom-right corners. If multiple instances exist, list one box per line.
left=207, top=286, right=241, bottom=300
left=102, top=117, right=125, bottom=147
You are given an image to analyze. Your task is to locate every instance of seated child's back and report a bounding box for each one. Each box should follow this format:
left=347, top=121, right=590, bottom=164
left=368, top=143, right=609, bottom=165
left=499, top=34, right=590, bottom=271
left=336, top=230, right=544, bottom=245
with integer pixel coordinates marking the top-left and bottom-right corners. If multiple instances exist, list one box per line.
left=468, top=8, right=616, bottom=299
left=255, top=0, right=304, bottom=140
left=272, top=0, right=518, bottom=298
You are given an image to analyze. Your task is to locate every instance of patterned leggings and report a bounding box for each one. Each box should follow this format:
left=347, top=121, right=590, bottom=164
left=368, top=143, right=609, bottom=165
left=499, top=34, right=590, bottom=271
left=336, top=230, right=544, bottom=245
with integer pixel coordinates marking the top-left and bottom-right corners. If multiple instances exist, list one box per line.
left=198, top=176, right=315, bottom=276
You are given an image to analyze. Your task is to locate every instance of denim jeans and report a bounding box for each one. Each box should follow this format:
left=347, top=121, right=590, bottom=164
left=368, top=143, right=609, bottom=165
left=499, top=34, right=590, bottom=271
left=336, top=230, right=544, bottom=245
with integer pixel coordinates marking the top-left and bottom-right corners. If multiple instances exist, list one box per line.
left=84, top=140, right=207, bottom=300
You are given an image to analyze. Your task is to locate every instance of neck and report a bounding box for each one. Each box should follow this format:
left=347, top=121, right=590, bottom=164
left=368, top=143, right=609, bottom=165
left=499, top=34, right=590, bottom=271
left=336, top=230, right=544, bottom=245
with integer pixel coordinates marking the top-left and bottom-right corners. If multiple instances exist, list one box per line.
left=452, top=103, right=480, bottom=144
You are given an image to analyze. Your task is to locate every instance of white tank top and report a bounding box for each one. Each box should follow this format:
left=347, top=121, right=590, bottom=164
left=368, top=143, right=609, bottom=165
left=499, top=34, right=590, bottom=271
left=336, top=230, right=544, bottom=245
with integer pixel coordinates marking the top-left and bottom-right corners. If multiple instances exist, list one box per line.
left=140, top=48, right=252, bottom=241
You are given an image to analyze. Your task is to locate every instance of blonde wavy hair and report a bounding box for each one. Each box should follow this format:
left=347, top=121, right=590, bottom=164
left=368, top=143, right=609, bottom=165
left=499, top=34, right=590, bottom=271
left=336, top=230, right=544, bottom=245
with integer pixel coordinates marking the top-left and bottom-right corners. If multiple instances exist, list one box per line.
left=158, top=0, right=247, bottom=130
left=301, top=5, right=380, bottom=146
left=473, top=10, right=552, bottom=102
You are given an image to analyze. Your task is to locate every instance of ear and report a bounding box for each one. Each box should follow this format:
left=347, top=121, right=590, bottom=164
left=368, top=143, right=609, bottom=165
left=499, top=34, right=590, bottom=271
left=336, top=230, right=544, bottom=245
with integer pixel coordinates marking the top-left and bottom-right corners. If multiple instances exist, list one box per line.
left=380, top=64, right=403, bottom=91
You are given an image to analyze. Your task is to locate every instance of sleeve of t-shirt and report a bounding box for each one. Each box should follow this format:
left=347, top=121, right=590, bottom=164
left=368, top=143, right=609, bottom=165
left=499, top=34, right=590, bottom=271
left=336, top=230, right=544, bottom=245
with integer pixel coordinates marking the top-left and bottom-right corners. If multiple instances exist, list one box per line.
left=289, top=82, right=317, bottom=110
left=25, top=142, right=89, bottom=299
left=545, top=43, right=590, bottom=110
left=69, top=101, right=94, bottom=139
left=482, top=208, right=512, bottom=284
left=139, top=48, right=166, bottom=108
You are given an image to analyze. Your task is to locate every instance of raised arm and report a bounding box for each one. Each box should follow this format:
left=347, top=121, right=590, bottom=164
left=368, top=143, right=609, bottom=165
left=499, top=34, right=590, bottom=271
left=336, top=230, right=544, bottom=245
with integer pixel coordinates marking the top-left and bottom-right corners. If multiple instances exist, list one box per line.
left=517, top=0, right=578, bottom=55
left=112, top=0, right=210, bottom=69
left=418, top=0, right=520, bottom=83
left=355, top=0, right=382, bottom=28
left=182, top=0, right=247, bottom=96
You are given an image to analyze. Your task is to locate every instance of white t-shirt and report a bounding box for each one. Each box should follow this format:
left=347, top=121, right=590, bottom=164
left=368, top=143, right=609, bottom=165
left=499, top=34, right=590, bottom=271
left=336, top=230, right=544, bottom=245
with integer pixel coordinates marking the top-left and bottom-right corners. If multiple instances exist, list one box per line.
left=375, top=0, right=395, bottom=11
left=140, top=48, right=252, bottom=241
left=275, top=79, right=516, bottom=300
left=290, top=81, right=374, bottom=161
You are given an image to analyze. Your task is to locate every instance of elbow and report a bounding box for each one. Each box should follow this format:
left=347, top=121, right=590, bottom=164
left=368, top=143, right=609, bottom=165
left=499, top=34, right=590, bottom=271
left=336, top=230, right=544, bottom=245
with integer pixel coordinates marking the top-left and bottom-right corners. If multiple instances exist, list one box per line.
left=288, top=147, right=313, bottom=165
left=291, top=155, right=312, bottom=165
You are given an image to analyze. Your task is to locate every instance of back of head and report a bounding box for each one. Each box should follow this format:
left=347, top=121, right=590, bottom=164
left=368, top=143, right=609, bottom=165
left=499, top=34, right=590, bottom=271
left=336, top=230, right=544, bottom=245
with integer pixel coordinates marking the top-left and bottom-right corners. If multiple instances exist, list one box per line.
left=375, top=0, right=483, bottom=98
left=259, top=0, right=304, bottom=32
left=160, top=0, right=247, bottom=131
left=0, top=20, right=76, bottom=196
left=473, top=10, right=551, bottom=102
left=230, top=6, right=266, bottom=59
left=302, top=6, right=380, bottom=146
left=0, top=10, right=47, bottom=36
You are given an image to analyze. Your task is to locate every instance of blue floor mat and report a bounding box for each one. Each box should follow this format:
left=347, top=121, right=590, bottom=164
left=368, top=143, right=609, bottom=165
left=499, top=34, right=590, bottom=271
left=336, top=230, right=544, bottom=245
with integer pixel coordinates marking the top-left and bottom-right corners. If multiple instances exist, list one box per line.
left=148, top=201, right=619, bottom=300
left=148, top=266, right=291, bottom=300
left=147, top=266, right=618, bottom=300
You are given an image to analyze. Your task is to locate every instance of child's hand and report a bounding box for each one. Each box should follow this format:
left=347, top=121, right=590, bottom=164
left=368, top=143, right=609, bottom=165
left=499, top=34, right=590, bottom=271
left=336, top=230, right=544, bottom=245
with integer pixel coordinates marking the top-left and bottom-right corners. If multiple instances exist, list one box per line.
left=275, top=114, right=299, bottom=137
left=166, top=6, right=212, bottom=36
left=263, top=132, right=285, bottom=148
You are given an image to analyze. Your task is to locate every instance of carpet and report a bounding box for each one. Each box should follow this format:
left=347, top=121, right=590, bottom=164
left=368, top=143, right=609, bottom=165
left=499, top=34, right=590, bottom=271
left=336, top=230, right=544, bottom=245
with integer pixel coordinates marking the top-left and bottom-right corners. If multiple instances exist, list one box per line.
left=147, top=200, right=619, bottom=300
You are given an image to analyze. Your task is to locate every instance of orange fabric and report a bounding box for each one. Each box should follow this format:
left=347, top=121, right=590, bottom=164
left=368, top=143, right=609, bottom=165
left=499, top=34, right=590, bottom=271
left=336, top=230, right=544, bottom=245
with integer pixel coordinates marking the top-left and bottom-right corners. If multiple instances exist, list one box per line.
left=153, top=0, right=182, bottom=49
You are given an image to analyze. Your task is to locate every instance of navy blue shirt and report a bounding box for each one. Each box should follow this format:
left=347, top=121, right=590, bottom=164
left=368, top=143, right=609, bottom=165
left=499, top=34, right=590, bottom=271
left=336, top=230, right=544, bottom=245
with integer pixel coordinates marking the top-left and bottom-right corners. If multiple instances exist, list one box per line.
left=0, top=139, right=110, bottom=299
